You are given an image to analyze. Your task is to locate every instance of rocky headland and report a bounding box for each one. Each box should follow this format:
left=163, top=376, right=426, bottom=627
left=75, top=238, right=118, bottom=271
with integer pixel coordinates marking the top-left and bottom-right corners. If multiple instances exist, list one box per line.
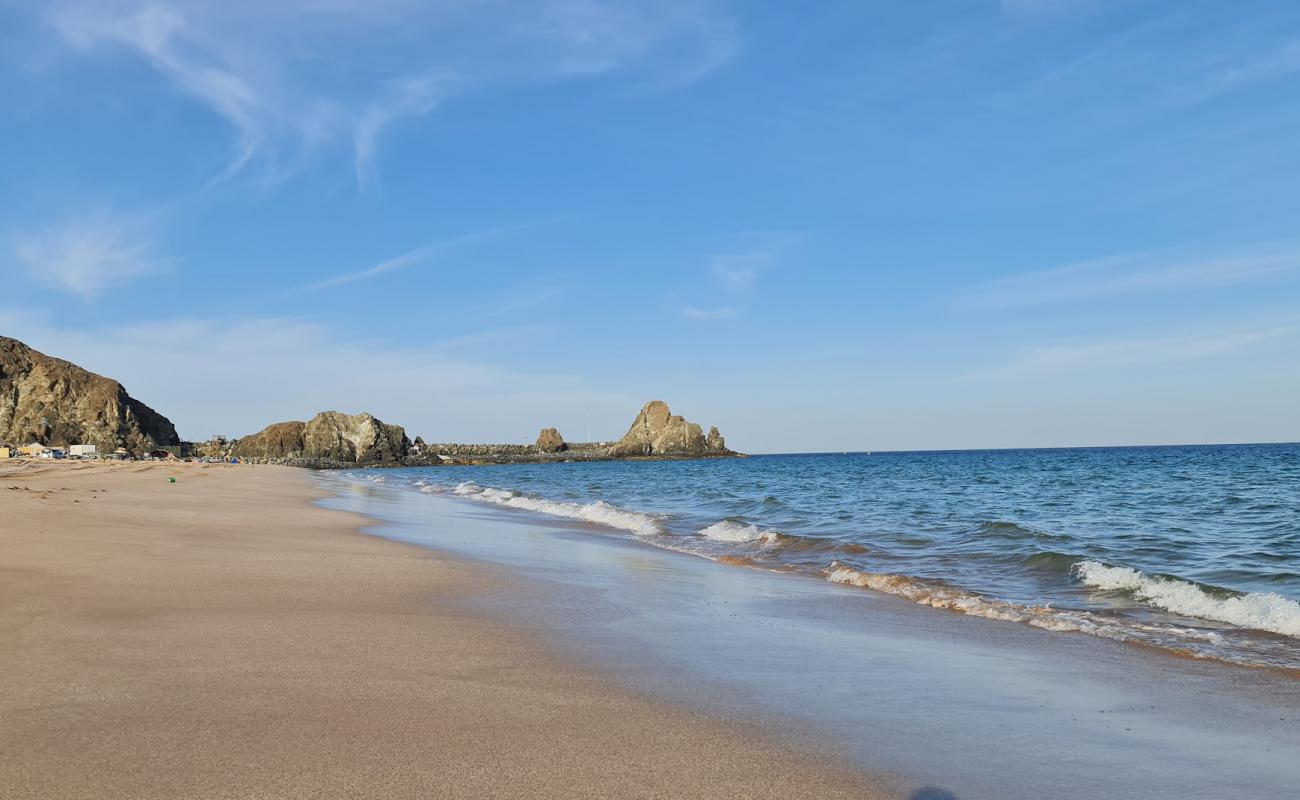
left=0, top=336, right=179, bottom=454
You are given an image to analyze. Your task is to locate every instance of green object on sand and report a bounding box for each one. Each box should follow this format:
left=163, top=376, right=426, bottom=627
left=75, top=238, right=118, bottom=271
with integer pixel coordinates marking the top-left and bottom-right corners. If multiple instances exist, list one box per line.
left=168, top=477, right=176, bottom=483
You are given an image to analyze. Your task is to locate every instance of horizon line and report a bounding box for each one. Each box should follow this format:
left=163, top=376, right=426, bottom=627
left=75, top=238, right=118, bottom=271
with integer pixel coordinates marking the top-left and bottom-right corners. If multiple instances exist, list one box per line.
left=747, top=440, right=1300, bottom=457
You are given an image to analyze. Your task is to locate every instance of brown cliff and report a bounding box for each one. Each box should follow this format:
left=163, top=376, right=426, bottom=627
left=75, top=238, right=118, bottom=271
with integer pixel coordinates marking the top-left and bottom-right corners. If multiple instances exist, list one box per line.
left=0, top=336, right=179, bottom=454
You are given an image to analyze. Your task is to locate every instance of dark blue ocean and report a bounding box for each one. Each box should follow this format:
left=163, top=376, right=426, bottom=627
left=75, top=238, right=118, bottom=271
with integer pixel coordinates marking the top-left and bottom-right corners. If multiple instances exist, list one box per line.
left=350, top=444, right=1300, bottom=669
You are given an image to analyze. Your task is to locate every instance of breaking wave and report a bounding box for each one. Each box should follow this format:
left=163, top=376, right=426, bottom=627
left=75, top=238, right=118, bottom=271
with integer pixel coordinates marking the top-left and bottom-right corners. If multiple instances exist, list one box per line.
left=698, top=519, right=782, bottom=544
left=825, top=563, right=1095, bottom=631
left=449, top=482, right=664, bottom=536
left=1073, top=561, right=1300, bottom=637
left=369, top=468, right=1300, bottom=671
left=822, top=563, right=1243, bottom=657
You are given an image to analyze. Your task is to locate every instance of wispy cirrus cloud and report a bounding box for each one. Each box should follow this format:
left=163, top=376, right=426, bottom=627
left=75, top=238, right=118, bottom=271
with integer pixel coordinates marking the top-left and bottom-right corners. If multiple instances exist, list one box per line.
left=1192, top=39, right=1300, bottom=103
left=353, top=74, right=448, bottom=188
left=0, top=309, right=633, bottom=443
left=963, top=244, right=1299, bottom=308
left=301, top=243, right=444, bottom=293
left=51, top=3, right=297, bottom=182
left=299, top=219, right=555, bottom=292
left=41, top=0, right=738, bottom=186
left=9, top=212, right=165, bottom=300
left=710, top=251, right=771, bottom=292
left=972, top=325, right=1294, bottom=378
left=680, top=232, right=800, bottom=320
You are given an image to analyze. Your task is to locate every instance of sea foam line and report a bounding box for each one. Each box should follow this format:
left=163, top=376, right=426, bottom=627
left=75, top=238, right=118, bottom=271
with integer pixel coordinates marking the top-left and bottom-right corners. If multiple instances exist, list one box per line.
left=448, top=482, right=663, bottom=536
left=825, top=563, right=1091, bottom=630
left=402, top=477, right=1290, bottom=665
left=1072, top=560, right=1300, bottom=638
left=820, top=563, right=1236, bottom=650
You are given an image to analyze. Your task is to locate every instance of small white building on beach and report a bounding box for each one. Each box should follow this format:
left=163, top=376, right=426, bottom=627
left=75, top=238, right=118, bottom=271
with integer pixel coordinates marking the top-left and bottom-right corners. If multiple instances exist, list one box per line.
left=68, top=444, right=97, bottom=457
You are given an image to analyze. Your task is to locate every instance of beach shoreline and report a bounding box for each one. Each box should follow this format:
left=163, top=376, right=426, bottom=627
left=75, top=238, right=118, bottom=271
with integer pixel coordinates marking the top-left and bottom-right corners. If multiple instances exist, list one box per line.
left=0, top=460, right=900, bottom=799
left=317, top=465, right=1300, bottom=800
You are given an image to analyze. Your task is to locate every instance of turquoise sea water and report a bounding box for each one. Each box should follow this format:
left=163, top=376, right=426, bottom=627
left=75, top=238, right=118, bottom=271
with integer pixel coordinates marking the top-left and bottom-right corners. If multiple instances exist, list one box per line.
left=349, top=444, right=1300, bottom=669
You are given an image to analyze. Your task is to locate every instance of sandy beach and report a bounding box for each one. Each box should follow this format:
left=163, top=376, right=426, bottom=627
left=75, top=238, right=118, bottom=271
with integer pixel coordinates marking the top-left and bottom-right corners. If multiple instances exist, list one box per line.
left=0, top=459, right=902, bottom=799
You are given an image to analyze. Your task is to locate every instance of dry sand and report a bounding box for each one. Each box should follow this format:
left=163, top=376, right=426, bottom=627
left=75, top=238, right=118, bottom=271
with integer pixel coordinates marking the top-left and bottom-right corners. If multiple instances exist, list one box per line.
left=0, top=460, right=896, bottom=799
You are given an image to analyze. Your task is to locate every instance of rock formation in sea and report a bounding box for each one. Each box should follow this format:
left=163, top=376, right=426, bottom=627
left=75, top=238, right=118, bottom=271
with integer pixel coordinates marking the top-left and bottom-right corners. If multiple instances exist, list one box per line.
left=233, top=411, right=410, bottom=465
left=0, top=336, right=180, bottom=454
left=607, top=401, right=733, bottom=458
left=535, top=427, right=566, bottom=453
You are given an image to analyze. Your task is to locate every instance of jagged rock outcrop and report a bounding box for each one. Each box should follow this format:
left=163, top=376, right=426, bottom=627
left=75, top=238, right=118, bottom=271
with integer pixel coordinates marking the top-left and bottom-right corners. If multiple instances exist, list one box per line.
left=535, top=427, right=566, bottom=453
left=234, top=411, right=410, bottom=464
left=231, top=421, right=307, bottom=460
left=305, top=411, right=409, bottom=464
left=608, top=401, right=732, bottom=458
left=0, top=336, right=179, bottom=454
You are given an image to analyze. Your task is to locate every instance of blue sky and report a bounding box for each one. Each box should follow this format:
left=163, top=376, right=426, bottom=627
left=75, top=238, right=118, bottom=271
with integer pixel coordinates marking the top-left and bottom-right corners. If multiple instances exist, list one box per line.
left=2, top=0, right=1298, bottom=452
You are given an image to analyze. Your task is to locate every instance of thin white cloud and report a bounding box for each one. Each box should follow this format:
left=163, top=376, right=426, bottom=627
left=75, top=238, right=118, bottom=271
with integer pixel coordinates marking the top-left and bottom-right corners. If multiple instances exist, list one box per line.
left=10, top=213, right=164, bottom=300
left=973, top=326, right=1293, bottom=378
left=682, top=306, right=736, bottom=320
left=1192, top=39, right=1300, bottom=102
left=51, top=3, right=271, bottom=180
left=486, top=282, right=569, bottom=316
left=41, top=0, right=737, bottom=186
left=964, top=244, right=1299, bottom=308
left=0, top=310, right=634, bottom=443
left=354, top=74, right=447, bottom=187
left=520, top=0, right=738, bottom=85
left=710, top=251, right=770, bottom=292
left=679, top=232, right=800, bottom=318
left=711, top=231, right=802, bottom=287
left=301, top=244, right=442, bottom=293
left=299, top=220, right=553, bottom=292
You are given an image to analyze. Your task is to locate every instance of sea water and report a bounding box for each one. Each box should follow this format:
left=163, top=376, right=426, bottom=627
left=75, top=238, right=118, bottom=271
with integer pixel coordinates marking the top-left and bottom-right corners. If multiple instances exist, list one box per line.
left=347, top=444, right=1300, bottom=670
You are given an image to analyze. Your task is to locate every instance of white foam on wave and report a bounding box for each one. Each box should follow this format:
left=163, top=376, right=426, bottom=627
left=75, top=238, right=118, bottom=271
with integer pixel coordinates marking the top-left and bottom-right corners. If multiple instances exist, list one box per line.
left=1073, top=561, right=1300, bottom=638
left=450, top=482, right=663, bottom=536
left=375, top=475, right=1291, bottom=667
left=825, top=563, right=1083, bottom=629
left=822, top=563, right=1239, bottom=649
left=698, top=519, right=782, bottom=545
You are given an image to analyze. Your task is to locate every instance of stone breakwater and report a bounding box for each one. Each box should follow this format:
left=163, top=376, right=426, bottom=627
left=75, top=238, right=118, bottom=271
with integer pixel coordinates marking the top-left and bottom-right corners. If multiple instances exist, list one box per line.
left=234, top=442, right=741, bottom=469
